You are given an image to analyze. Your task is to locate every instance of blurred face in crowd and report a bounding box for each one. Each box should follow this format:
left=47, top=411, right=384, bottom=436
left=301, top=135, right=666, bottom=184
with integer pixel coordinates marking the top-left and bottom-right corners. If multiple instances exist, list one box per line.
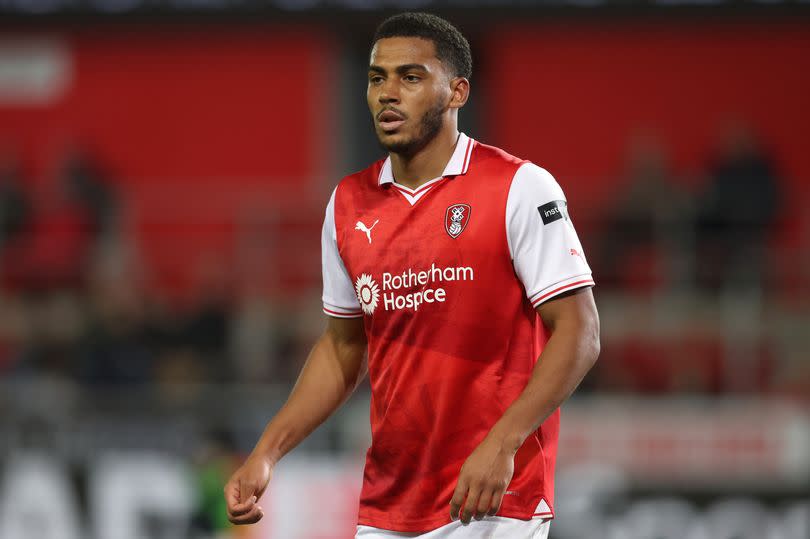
left=367, top=37, right=458, bottom=156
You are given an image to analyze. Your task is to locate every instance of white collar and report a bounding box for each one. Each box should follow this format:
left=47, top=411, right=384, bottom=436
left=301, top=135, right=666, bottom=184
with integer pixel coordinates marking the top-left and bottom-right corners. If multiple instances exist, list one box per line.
left=377, top=132, right=474, bottom=186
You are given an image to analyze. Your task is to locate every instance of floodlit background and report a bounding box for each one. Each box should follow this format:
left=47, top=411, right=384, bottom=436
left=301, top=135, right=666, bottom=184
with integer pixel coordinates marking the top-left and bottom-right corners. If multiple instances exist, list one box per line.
left=0, top=3, right=809, bottom=539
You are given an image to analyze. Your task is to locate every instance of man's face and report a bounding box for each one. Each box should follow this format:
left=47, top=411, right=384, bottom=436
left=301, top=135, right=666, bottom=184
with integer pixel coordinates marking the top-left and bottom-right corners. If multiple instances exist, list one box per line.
left=367, top=37, right=452, bottom=156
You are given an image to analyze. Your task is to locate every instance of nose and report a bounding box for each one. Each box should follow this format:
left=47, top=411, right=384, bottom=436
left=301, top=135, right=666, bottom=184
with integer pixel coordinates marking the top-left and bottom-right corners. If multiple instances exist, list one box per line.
left=378, top=79, right=400, bottom=104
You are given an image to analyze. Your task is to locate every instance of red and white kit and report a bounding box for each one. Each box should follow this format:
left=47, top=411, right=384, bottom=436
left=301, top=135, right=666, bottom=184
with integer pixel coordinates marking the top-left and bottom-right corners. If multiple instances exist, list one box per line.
left=321, top=133, right=594, bottom=535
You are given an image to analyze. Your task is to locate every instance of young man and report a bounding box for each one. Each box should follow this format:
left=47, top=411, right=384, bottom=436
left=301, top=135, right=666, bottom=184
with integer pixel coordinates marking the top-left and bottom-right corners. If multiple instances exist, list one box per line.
left=225, top=12, right=600, bottom=539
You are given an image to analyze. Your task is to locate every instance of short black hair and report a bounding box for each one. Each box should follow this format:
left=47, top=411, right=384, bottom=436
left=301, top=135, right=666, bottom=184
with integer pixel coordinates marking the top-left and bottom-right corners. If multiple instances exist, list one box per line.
left=372, top=12, right=472, bottom=80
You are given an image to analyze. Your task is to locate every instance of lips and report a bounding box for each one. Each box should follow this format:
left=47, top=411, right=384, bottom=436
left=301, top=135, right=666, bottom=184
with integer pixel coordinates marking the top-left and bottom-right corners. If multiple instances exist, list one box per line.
left=378, top=109, right=405, bottom=132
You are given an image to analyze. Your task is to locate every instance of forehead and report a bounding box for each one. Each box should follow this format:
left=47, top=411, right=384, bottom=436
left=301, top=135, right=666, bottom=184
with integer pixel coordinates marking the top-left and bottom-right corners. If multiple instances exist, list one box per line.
left=369, top=36, right=441, bottom=69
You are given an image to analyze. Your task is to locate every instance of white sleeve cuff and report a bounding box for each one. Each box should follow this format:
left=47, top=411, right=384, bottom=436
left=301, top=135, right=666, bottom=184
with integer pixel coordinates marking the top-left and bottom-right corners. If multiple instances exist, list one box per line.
left=323, top=302, right=364, bottom=318
left=529, top=273, right=595, bottom=307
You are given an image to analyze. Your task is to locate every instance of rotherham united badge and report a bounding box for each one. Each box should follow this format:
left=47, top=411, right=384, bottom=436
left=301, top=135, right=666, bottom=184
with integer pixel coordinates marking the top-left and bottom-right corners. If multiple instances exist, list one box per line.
left=445, top=203, right=471, bottom=239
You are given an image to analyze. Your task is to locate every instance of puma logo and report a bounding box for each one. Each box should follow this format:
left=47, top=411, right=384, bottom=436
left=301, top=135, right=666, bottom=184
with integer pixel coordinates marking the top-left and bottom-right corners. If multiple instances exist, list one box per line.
left=355, top=220, right=379, bottom=244
left=570, top=248, right=586, bottom=263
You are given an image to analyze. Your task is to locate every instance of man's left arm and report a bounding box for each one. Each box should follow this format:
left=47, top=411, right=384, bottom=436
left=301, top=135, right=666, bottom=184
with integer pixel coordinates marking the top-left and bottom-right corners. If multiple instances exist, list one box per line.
left=449, top=287, right=600, bottom=524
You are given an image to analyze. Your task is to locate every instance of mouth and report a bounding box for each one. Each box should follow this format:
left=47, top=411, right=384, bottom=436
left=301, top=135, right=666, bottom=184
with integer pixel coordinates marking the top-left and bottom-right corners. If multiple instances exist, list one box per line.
left=377, top=109, right=406, bottom=132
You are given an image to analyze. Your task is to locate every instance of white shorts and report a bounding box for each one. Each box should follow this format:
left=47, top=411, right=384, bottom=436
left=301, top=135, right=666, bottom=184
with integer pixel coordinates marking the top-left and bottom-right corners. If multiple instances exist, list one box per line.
left=355, top=517, right=550, bottom=539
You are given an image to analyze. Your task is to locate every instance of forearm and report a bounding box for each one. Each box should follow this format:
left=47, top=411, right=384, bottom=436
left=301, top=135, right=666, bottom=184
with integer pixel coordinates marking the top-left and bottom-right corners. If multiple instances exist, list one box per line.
left=252, top=326, right=366, bottom=464
left=488, top=308, right=600, bottom=452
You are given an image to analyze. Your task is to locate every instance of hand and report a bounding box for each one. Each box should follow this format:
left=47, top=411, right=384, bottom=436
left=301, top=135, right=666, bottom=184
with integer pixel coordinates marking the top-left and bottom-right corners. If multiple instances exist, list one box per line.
left=449, top=435, right=516, bottom=524
left=224, top=454, right=274, bottom=525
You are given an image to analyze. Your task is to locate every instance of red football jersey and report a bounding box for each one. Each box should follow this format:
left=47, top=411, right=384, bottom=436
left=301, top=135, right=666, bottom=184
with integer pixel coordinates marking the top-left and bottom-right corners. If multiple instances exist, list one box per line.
left=321, top=134, right=594, bottom=533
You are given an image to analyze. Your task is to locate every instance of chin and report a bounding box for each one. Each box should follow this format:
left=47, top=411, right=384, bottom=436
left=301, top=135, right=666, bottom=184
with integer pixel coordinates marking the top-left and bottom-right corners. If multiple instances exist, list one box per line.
left=378, top=131, right=414, bottom=153
left=383, top=141, right=416, bottom=154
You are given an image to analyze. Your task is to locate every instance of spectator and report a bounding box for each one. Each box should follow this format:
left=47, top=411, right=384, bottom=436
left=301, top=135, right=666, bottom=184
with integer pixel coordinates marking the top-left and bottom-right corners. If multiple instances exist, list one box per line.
left=696, top=121, right=781, bottom=292
left=7, top=145, right=117, bottom=292
left=597, top=133, right=690, bottom=291
left=0, top=147, right=31, bottom=251
left=61, top=147, right=118, bottom=242
left=77, top=250, right=153, bottom=387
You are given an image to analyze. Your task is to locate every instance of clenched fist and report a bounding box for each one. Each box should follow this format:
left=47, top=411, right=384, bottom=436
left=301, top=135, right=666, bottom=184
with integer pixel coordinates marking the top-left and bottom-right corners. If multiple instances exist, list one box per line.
left=224, top=454, right=274, bottom=525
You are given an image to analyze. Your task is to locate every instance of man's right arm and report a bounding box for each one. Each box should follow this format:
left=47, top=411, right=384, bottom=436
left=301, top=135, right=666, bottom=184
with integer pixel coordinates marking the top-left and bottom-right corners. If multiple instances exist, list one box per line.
left=224, top=315, right=367, bottom=525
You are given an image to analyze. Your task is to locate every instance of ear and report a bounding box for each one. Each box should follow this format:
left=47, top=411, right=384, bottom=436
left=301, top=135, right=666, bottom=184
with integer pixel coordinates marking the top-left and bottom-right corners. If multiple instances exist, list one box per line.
left=448, top=77, right=470, bottom=110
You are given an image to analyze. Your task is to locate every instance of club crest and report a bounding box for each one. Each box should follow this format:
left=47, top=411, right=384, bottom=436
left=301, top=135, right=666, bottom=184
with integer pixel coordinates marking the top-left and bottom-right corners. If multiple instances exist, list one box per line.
left=445, top=203, right=471, bottom=239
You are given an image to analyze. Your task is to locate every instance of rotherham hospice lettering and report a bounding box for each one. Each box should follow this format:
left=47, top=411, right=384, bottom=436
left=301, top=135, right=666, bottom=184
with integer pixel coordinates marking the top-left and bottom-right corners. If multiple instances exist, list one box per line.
left=382, top=263, right=473, bottom=311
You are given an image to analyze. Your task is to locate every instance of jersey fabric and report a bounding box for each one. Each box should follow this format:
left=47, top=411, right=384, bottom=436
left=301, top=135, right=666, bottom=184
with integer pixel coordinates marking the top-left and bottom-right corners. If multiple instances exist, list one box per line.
left=356, top=516, right=550, bottom=539
left=321, top=133, right=593, bottom=533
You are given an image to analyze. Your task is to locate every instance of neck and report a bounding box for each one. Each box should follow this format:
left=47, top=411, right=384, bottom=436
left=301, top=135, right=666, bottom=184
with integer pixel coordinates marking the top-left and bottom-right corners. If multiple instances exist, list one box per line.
left=389, top=127, right=460, bottom=190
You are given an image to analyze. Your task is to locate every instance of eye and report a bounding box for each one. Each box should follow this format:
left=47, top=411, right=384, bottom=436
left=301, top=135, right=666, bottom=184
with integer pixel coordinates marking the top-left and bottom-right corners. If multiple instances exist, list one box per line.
left=404, top=74, right=421, bottom=83
left=369, top=75, right=384, bottom=85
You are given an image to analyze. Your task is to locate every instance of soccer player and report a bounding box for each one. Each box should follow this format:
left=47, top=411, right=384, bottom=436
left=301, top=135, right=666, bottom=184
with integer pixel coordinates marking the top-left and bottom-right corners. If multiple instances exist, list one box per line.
left=224, top=12, right=600, bottom=539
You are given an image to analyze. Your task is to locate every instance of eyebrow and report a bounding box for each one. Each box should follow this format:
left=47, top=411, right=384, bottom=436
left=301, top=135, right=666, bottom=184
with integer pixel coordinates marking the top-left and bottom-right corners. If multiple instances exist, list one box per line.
left=368, top=64, right=429, bottom=75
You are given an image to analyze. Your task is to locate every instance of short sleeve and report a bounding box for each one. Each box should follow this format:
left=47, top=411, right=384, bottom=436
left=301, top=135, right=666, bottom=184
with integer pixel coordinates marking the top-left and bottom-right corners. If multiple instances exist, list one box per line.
left=506, top=163, right=595, bottom=307
left=322, top=187, right=363, bottom=318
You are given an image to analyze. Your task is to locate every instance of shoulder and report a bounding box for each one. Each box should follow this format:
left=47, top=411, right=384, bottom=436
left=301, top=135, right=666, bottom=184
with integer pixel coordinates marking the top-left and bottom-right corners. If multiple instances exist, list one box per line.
left=469, top=140, right=559, bottom=193
left=335, top=158, right=386, bottom=196
left=509, top=162, right=565, bottom=201
left=469, top=140, right=526, bottom=172
left=469, top=140, right=564, bottom=199
left=330, top=158, right=387, bottom=225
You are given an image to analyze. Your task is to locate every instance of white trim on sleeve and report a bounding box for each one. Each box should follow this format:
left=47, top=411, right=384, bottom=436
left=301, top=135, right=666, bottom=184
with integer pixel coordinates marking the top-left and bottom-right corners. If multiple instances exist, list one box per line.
left=323, top=304, right=364, bottom=318
left=506, top=163, right=594, bottom=307
left=322, top=186, right=363, bottom=317
left=529, top=273, right=595, bottom=307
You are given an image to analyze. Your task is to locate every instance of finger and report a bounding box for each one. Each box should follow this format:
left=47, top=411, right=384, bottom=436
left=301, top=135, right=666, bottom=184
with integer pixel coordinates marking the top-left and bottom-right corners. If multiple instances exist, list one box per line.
left=228, top=504, right=264, bottom=525
left=228, top=495, right=257, bottom=517
left=474, top=490, right=492, bottom=520
left=224, top=481, right=242, bottom=509
left=238, top=478, right=258, bottom=504
left=461, top=484, right=482, bottom=524
left=229, top=493, right=256, bottom=513
left=487, top=489, right=504, bottom=516
left=449, top=476, right=469, bottom=520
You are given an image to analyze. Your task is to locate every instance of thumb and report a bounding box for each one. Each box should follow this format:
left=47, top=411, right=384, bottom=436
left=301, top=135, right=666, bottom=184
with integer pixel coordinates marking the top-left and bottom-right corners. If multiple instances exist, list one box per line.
left=238, top=479, right=257, bottom=504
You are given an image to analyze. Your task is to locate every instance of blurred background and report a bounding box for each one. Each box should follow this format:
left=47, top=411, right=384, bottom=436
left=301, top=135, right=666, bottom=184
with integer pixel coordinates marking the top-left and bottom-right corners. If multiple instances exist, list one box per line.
left=0, top=2, right=809, bottom=538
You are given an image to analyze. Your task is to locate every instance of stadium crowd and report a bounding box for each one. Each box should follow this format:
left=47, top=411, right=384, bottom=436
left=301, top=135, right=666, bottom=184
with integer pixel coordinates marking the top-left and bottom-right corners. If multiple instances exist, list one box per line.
left=0, top=124, right=806, bottom=399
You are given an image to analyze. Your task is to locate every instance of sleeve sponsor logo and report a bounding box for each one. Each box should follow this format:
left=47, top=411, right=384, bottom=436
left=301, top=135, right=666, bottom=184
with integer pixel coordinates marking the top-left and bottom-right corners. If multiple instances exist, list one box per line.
left=537, top=200, right=568, bottom=225
left=570, top=248, right=586, bottom=263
